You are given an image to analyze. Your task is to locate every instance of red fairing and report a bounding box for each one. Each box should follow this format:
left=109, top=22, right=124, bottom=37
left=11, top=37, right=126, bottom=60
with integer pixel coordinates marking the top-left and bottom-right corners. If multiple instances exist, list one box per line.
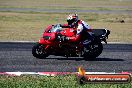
left=39, top=34, right=56, bottom=45
left=68, top=35, right=80, bottom=42
left=39, top=25, right=81, bottom=45
left=39, top=37, right=54, bottom=45
left=62, top=28, right=81, bottom=42
left=43, top=32, right=56, bottom=41
left=61, top=28, right=75, bottom=37
left=39, top=38, right=45, bottom=44
left=44, top=25, right=52, bottom=32
left=62, top=24, right=68, bottom=27
left=39, top=25, right=56, bottom=44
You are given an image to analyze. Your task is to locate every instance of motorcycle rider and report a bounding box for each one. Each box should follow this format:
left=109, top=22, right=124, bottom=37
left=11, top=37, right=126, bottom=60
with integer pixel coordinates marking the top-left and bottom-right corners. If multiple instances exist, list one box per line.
left=61, top=14, right=94, bottom=44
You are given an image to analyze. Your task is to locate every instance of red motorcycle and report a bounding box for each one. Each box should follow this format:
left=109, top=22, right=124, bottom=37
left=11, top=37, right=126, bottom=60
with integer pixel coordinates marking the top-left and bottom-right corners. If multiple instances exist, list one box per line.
left=32, top=24, right=110, bottom=60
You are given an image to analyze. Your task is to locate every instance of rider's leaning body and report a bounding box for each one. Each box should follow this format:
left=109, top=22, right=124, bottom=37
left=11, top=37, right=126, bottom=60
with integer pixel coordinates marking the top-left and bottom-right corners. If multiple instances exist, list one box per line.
left=61, top=14, right=93, bottom=42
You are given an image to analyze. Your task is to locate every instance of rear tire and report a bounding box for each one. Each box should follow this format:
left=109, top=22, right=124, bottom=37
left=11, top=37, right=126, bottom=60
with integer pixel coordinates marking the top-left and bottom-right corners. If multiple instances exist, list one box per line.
left=83, top=42, right=103, bottom=60
left=32, top=43, right=49, bottom=59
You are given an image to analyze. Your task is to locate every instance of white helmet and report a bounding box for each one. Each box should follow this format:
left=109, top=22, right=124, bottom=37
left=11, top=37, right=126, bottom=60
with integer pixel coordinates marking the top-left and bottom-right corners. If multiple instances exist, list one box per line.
left=67, top=14, right=78, bottom=25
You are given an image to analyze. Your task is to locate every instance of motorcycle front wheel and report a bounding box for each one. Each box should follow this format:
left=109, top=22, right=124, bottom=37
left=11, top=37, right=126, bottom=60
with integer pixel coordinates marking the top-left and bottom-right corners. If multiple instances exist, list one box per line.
left=32, top=43, right=49, bottom=59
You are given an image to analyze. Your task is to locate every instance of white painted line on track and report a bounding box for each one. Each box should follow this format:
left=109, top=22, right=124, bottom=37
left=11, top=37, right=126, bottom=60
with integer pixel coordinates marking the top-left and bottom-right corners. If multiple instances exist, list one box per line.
left=0, top=72, right=131, bottom=76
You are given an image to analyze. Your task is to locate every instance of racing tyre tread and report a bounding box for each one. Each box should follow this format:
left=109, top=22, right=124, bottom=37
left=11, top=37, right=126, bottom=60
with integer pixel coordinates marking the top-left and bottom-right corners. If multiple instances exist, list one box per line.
left=32, top=43, right=49, bottom=59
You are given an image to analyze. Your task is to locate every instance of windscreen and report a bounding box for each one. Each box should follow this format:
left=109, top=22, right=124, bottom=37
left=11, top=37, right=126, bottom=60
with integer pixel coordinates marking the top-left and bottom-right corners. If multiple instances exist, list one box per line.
left=48, top=24, right=62, bottom=32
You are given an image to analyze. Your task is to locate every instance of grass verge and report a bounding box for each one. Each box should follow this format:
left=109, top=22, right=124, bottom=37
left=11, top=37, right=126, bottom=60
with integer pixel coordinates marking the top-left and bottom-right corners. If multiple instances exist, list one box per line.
left=0, top=0, right=132, bottom=11
left=0, top=75, right=131, bottom=88
left=0, top=0, right=132, bottom=42
left=0, top=12, right=132, bottom=42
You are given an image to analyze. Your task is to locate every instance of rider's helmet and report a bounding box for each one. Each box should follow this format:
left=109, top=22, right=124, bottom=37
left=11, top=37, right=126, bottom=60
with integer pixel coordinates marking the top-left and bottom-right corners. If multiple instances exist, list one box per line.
left=67, top=14, right=78, bottom=25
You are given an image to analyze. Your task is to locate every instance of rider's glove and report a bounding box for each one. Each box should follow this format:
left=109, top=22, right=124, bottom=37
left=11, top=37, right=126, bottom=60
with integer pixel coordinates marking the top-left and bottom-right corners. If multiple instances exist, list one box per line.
left=58, top=24, right=62, bottom=27
left=65, top=37, right=69, bottom=41
left=61, top=36, right=69, bottom=42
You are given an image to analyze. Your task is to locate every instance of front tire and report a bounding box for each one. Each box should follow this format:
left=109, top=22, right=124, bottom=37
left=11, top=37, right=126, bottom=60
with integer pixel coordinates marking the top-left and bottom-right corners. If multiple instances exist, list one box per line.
left=32, top=43, right=49, bottom=59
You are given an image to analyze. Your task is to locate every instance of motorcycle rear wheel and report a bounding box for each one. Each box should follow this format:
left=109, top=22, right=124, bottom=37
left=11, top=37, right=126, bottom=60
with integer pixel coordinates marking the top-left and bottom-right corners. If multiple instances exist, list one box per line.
left=32, top=43, right=49, bottom=59
left=83, top=42, right=103, bottom=60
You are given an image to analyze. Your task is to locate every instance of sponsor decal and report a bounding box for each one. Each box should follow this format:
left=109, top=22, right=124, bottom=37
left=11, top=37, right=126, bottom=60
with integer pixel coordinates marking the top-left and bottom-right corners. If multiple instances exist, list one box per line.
left=77, top=67, right=131, bottom=84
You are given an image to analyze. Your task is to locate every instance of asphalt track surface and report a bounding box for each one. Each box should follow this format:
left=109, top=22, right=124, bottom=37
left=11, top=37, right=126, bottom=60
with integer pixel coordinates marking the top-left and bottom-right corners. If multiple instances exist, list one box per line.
left=0, top=42, right=132, bottom=72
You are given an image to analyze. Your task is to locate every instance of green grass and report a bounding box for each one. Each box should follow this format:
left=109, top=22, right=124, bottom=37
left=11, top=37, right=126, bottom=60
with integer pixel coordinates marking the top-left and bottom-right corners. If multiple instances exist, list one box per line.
left=0, top=12, right=132, bottom=42
left=0, top=75, right=131, bottom=88
left=0, top=0, right=132, bottom=11
left=0, top=5, right=132, bottom=11
left=0, top=0, right=132, bottom=42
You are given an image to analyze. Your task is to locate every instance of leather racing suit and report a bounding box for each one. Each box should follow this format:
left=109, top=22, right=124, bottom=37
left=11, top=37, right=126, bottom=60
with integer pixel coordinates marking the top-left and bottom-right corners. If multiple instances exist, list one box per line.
left=61, top=20, right=93, bottom=43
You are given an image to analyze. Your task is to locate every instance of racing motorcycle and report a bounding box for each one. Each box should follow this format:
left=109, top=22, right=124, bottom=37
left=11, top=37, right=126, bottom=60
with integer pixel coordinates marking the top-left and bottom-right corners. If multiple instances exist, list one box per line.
left=32, top=24, right=110, bottom=60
